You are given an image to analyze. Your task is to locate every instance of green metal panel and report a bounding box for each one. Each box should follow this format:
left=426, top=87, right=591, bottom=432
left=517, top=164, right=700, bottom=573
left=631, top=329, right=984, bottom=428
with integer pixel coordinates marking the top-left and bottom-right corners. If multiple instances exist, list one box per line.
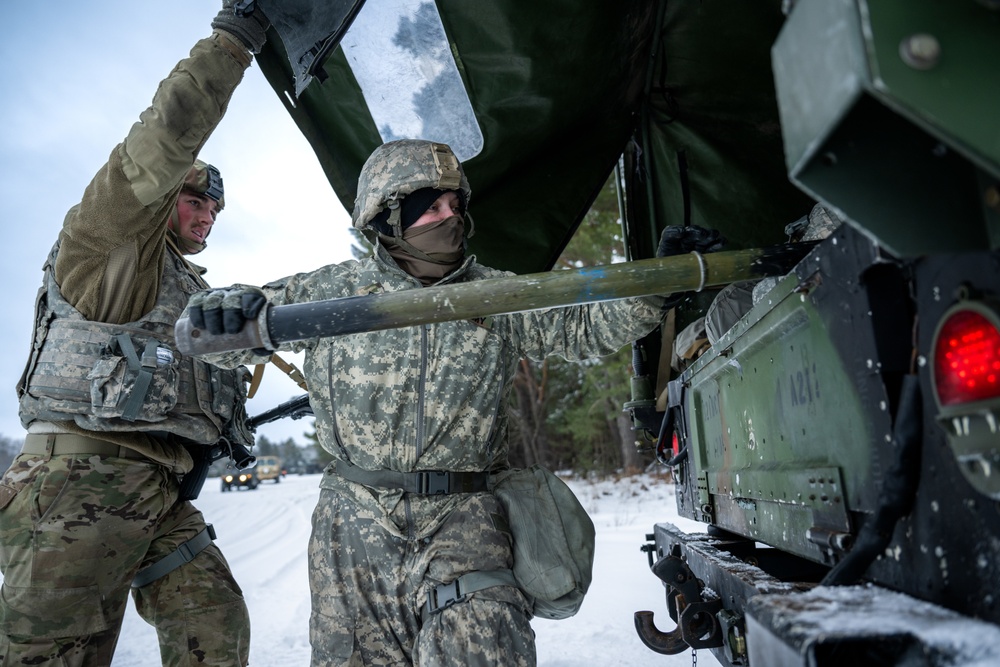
left=682, top=267, right=885, bottom=562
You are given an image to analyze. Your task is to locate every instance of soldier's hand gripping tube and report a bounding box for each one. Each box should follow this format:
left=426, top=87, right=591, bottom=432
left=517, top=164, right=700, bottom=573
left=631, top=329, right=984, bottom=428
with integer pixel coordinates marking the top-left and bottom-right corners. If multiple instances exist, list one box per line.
left=176, top=244, right=818, bottom=357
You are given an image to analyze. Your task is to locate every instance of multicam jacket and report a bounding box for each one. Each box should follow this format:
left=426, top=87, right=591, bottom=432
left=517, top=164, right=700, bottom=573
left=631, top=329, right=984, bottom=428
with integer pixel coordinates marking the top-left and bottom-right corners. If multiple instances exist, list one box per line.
left=16, top=32, right=253, bottom=472
left=206, top=244, right=665, bottom=531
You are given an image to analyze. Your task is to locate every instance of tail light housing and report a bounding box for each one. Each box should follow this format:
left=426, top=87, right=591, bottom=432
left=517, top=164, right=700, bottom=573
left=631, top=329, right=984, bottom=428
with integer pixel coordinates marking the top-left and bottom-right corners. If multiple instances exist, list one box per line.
left=932, top=302, right=1000, bottom=409
left=930, top=299, right=1000, bottom=500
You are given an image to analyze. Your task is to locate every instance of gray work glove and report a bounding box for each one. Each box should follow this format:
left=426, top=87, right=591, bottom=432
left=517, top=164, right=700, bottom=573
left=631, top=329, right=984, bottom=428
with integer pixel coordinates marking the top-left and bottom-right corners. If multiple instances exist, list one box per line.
left=656, top=225, right=726, bottom=258
left=188, top=286, right=268, bottom=336
left=211, top=0, right=270, bottom=54
left=656, top=225, right=726, bottom=310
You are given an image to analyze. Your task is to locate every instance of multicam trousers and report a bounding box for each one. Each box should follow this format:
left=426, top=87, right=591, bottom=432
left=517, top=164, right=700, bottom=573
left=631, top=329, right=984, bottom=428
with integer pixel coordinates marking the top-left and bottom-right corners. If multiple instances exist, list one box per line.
left=0, top=452, right=250, bottom=667
left=309, top=485, right=535, bottom=666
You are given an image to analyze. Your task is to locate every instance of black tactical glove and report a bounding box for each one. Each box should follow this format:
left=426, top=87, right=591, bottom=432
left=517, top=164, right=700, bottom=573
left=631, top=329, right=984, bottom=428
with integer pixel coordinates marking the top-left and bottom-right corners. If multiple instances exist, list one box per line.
left=656, top=225, right=726, bottom=258
left=188, top=286, right=268, bottom=336
left=211, top=0, right=269, bottom=54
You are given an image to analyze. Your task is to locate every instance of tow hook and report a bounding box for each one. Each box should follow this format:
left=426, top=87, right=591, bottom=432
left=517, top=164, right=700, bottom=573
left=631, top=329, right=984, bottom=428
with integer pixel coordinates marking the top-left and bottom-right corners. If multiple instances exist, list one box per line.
left=634, top=555, right=723, bottom=655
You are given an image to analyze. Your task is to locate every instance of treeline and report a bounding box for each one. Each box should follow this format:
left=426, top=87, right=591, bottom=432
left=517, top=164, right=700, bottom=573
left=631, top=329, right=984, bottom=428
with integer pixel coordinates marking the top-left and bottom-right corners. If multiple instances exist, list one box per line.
left=505, top=176, right=658, bottom=475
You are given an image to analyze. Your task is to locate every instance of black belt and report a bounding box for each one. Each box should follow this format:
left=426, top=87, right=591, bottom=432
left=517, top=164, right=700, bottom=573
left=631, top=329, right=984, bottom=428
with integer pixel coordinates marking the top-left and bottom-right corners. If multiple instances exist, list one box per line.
left=22, top=433, right=147, bottom=460
left=334, top=460, right=490, bottom=495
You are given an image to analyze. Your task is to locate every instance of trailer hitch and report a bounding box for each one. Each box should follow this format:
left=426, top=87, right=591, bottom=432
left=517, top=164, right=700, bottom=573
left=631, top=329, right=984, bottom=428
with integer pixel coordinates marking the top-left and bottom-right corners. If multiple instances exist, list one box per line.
left=634, top=554, right=723, bottom=654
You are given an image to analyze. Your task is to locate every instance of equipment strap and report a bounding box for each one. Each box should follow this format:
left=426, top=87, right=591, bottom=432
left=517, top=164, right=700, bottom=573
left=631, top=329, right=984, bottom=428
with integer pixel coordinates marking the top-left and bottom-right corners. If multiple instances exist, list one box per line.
left=115, top=334, right=159, bottom=422
left=271, top=353, right=308, bottom=391
left=247, top=363, right=265, bottom=399
left=423, top=569, right=518, bottom=619
left=132, top=524, right=217, bottom=588
left=246, top=353, right=309, bottom=400
left=334, top=460, right=490, bottom=495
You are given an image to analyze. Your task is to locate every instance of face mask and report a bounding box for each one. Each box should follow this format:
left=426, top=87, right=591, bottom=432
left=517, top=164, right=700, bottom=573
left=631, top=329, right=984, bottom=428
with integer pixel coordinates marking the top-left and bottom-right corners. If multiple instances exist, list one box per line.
left=384, top=215, right=465, bottom=285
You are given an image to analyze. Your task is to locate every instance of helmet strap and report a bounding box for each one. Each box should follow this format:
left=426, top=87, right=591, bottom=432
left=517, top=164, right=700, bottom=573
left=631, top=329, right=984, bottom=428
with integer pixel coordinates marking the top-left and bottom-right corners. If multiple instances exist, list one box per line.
left=385, top=196, right=404, bottom=239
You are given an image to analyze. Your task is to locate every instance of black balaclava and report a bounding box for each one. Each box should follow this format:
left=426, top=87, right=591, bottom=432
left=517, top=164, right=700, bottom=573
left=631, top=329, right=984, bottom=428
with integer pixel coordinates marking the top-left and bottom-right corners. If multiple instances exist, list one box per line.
left=371, top=187, right=465, bottom=236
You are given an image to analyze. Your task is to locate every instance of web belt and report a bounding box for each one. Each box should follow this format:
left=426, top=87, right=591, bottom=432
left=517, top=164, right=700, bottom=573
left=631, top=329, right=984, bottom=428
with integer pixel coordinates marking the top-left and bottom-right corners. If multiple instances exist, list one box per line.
left=334, top=460, right=490, bottom=495
left=22, top=433, right=147, bottom=460
left=132, top=525, right=217, bottom=588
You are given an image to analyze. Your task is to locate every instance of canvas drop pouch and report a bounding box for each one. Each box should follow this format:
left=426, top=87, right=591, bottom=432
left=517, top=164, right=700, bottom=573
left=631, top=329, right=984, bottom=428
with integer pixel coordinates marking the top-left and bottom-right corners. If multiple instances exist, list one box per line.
left=489, top=465, right=595, bottom=620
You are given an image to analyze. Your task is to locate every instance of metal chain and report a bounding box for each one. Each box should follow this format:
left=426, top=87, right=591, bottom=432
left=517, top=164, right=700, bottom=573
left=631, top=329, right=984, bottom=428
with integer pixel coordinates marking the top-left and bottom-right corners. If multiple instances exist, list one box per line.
left=691, top=647, right=697, bottom=667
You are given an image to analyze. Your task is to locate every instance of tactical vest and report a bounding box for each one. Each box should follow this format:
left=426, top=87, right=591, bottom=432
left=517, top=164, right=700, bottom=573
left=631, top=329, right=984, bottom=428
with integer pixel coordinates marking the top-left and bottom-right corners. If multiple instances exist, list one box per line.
left=18, top=241, right=253, bottom=448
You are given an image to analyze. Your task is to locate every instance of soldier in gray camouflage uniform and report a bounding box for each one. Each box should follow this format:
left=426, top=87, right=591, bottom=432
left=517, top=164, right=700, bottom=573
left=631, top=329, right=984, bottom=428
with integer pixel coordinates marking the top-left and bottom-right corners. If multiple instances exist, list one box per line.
left=0, top=4, right=269, bottom=666
left=186, top=139, right=705, bottom=666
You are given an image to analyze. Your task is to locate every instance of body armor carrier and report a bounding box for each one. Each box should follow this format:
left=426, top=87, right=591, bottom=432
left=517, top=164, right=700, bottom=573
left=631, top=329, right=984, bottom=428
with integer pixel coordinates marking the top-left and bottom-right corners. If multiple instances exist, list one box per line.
left=18, top=241, right=253, bottom=449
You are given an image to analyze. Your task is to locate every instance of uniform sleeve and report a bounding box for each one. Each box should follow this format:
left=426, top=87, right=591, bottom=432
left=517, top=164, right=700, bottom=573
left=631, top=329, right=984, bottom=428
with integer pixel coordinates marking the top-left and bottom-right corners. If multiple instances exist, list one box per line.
left=505, top=294, right=666, bottom=362
left=192, top=261, right=363, bottom=369
left=54, top=32, right=250, bottom=324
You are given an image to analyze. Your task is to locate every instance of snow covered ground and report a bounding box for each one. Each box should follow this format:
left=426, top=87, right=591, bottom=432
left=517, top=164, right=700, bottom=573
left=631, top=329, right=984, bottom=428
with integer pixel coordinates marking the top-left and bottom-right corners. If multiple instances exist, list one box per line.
left=108, top=471, right=720, bottom=666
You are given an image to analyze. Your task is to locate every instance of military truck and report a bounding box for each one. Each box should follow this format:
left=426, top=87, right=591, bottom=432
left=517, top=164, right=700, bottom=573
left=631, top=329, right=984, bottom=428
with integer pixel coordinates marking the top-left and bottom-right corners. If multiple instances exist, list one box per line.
left=255, top=455, right=283, bottom=483
left=219, top=0, right=998, bottom=664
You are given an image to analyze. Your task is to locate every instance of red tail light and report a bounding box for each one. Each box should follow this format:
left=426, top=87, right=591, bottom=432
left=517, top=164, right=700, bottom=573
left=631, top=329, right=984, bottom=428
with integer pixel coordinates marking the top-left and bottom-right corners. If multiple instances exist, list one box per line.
left=933, top=305, right=1000, bottom=407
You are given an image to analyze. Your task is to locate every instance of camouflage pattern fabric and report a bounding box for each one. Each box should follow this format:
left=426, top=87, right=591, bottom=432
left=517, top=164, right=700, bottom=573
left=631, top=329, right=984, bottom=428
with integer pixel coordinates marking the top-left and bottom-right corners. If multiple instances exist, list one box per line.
left=198, top=243, right=667, bottom=664
left=800, top=203, right=843, bottom=242
left=352, top=141, right=471, bottom=231
left=309, top=483, right=534, bottom=666
left=0, top=453, right=249, bottom=666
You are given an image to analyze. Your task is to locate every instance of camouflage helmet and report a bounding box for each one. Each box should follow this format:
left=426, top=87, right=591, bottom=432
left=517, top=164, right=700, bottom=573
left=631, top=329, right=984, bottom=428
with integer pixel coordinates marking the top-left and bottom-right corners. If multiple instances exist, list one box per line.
left=182, top=159, right=225, bottom=210
left=351, top=140, right=471, bottom=231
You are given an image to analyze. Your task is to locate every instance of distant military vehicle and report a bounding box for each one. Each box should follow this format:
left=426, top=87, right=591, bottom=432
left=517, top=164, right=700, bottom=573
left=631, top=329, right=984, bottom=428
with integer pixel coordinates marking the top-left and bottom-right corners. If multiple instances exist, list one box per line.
left=221, top=469, right=259, bottom=492
left=255, top=455, right=283, bottom=483
left=220, top=0, right=999, bottom=663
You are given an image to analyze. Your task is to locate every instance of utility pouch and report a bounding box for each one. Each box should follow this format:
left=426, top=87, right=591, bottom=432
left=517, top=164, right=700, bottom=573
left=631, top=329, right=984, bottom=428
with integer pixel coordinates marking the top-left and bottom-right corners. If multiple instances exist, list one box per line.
left=88, top=333, right=179, bottom=422
left=489, top=465, right=595, bottom=620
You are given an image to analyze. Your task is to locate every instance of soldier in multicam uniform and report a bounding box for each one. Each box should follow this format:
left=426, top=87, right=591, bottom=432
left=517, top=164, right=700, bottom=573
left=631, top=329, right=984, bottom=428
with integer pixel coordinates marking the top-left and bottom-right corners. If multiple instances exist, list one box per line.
left=187, top=138, right=723, bottom=666
left=0, top=3, right=269, bottom=666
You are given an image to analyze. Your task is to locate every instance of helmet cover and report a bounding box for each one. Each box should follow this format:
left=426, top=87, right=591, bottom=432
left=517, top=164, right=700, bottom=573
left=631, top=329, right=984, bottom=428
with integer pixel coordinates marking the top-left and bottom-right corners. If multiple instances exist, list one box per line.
left=351, top=140, right=471, bottom=231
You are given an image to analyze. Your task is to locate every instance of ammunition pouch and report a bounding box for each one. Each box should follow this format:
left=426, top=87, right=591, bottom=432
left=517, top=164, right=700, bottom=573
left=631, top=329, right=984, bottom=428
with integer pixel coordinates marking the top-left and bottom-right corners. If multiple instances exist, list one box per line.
left=489, top=465, right=595, bottom=620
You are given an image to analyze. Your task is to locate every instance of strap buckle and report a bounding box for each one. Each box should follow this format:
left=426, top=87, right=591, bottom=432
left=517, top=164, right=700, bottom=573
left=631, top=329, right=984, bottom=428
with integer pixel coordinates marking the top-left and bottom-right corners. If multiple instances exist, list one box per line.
left=417, top=471, right=451, bottom=495
left=426, top=579, right=466, bottom=616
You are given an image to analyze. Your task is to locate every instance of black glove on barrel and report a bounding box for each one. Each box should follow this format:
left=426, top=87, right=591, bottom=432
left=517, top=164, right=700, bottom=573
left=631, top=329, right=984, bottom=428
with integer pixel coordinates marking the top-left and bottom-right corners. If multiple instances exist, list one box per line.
left=656, top=225, right=726, bottom=258
left=188, top=287, right=268, bottom=336
left=211, top=0, right=269, bottom=53
left=656, top=225, right=726, bottom=310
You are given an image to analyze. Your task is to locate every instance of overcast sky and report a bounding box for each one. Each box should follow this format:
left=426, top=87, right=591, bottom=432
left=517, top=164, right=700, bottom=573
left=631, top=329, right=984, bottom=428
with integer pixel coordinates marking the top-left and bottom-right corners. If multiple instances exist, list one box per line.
left=0, top=2, right=358, bottom=445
